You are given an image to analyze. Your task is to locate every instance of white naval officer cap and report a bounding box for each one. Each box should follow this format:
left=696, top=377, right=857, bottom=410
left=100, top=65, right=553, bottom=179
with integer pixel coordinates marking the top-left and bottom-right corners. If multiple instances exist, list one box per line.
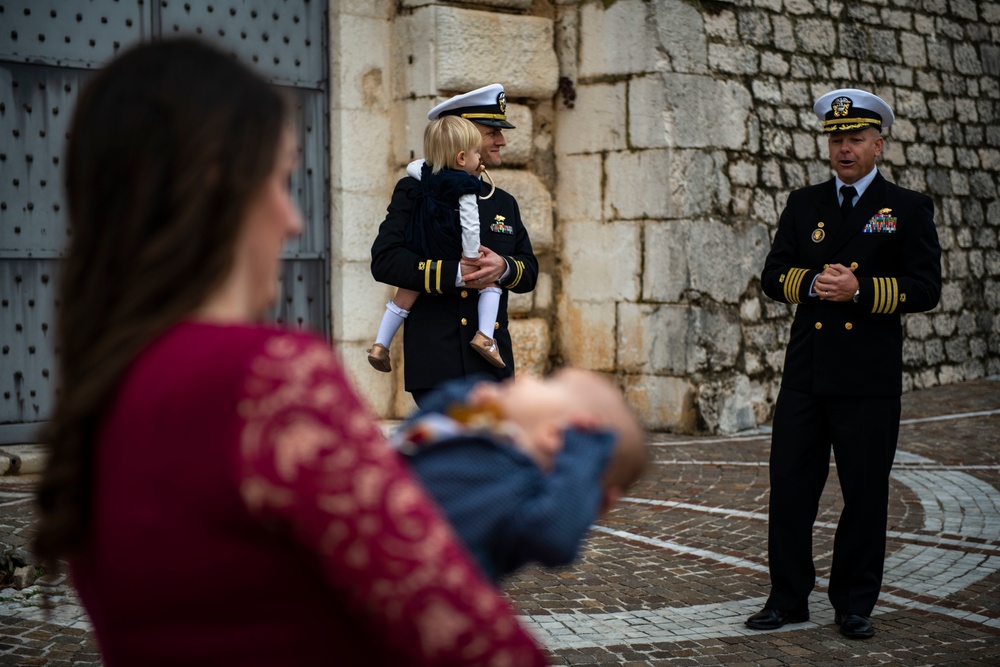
left=427, top=83, right=516, bottom=129
left=813, top=88, right=894, bottom=134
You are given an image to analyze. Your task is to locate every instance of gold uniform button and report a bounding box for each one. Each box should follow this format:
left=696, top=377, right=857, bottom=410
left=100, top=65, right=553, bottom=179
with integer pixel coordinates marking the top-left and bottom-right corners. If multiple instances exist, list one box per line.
left=815, top=322, right=822, bottom=330
left=494, top=322, right=499, bottom=330
left=850, top=262, right=859, bottom=270
left=460, top=290, right=468, bottom=298
left=845, top=322, right=853, bottom=330
left=461, top=318, right=468, bottom=326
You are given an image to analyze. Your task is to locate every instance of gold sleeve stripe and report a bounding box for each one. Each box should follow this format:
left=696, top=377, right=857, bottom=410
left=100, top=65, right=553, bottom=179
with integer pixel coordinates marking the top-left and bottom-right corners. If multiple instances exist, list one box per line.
left=421, top=260, right=446, bottom=294
left=783, top=267, right=807, bottom=304
left=871, top=277, right=899, bottom=314
left=506, top=259, right=524, bottom=289
left=424, top=259, right=432, bottom=294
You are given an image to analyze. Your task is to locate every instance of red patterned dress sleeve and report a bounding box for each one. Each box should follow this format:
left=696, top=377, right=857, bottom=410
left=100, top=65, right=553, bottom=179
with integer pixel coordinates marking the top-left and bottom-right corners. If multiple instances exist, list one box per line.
left=234, top=333, right=546, bottom=667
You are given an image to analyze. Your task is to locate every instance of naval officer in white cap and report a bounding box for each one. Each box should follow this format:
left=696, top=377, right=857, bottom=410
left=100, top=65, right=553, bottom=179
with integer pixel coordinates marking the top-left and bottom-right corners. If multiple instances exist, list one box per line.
left=748, top=89, right=941, bottom=639
left=371, top=84, right=537, bottom=407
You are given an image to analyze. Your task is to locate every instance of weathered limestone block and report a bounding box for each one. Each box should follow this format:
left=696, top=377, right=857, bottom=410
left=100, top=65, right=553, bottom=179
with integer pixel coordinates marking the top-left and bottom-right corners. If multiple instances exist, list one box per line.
left=643, top=218, right=771, bottom=305
left=630, top=74, right=751, bottom=150
left=402, top=0, right=532, bottom=9
left=652, top=0, right=709, bottom=74
left=508, top=270, right=551, bottom=315
left=555, top=82, right=627, bottom=155
left=697, top=375, right=762, bottom=434
left=554, top=4, right=579, bottom=82
left=772, top=15, right=795, bottom=53
left=555, top=153, right=602, bottom=223
left=924, top=339, right=945, bottom=365
left=795, top=18, right=837, bottom=56
left=556, top=298, right=617, bottom=371
left=932, top=312, right=957, bottom=336
left=739, top=9, right=772, bottom=46
left=708, top=42, right=759, bottom=75
left=510, top=317, right=550, bottom=377
left=905, top=313, right=934, bottom=340
left=534, top=271, right=553, bottom=312
left=334, top=261, right=394, bottom=342
left=938, top=282, right=964, bottom=312
left=605, top=149, right=731, bottom=220
left=902, top=337, right=924, bottom=365
left=622, top=374, right=698, bottom=433
left=492, top=169, right=553, bottom=251
left=728, top=160, right=757, bottom=187
left=332, top=16, right=391, bottom=111
left=784, top=0, right=815, bottom=15
left=337, top=109, right=393, bottom=193
left=580, top=0, right=660, bottom=77
left=561, top=220, right=641, bottom=301
left=340, top=340, right=396, bottom=417
left=617, top=303, right=742, bottom=375
left=336, top=191, right=393, bottom=263
left=752, top=78, right=782, bottom=105
left=392, top=97, right=434, bottom=167
left=673, top=150, right=733, bottom=218
left=498, top=104, right=533, bottom=166
left=954, top=43, right=983, bottom=75
left=397, top=7, right=558, bottom=100
left=899, top=31, right=927, bottom=67
left=704, top=9, right=737, bottom=41
left=740, top=296, right=762, bottom=323
left=337, top=0, right=393, bottom=17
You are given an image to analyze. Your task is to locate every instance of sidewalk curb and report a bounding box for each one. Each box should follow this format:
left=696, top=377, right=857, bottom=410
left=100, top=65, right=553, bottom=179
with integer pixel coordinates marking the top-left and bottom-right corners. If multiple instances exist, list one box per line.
left=0, top=445, right=48, bottom=476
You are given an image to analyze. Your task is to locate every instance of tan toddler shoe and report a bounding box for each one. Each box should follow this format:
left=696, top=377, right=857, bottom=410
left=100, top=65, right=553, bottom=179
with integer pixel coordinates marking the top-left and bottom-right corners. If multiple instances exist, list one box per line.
left=367, top=343, right=391, bottom=372
left=470, top=331, right=506, bottom=368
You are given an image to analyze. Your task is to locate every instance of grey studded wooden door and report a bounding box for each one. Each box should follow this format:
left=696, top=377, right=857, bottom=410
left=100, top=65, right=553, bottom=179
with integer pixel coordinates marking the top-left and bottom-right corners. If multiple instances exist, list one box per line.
left=0, top=0, right=330, bottom=444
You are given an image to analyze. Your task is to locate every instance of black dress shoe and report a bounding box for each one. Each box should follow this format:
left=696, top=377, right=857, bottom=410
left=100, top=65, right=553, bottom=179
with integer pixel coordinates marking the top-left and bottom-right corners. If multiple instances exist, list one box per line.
left=834, top=612, right=874, bottom=639
left=745, top=607, right=809, bottom=630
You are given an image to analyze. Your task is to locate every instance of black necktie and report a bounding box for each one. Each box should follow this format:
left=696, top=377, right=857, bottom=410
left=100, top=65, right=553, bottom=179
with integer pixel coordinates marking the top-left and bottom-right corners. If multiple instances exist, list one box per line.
left=840, top=185, right=857, bottom=220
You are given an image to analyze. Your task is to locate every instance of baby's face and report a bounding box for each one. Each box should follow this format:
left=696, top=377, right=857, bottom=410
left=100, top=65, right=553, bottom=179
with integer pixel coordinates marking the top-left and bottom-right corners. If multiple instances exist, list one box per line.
left=470, top=370, right=585, bottom=469
left=500, top=371, right=576, bottom=429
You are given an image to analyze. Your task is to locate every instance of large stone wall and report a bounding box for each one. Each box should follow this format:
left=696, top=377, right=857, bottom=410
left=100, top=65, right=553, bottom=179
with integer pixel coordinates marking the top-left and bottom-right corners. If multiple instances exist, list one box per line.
left=332, top=0, right=1000, bottom=432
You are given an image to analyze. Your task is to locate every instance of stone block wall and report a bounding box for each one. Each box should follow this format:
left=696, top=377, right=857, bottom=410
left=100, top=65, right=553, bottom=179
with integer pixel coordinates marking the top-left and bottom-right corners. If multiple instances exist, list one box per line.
left=552, top=0, right=1000, bottom=433
left=332, top=0, right=1000, bottom=431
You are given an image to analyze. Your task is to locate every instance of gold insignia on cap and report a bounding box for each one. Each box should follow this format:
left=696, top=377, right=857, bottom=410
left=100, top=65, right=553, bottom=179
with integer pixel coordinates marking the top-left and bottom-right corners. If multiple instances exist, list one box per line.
left=832, top=96, right=852, bottom=117
left=497, top=91, right=506, bottom=114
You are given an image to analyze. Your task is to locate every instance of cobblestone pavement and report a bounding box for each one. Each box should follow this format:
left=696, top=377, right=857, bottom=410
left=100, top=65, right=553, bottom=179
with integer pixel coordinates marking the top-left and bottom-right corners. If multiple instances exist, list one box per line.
left=1, top=378, right=998, bottom=666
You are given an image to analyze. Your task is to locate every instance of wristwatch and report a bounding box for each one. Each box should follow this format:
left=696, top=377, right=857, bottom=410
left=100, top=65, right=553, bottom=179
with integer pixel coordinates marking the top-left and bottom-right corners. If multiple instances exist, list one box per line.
left=852, top=288, right=860, bottom=303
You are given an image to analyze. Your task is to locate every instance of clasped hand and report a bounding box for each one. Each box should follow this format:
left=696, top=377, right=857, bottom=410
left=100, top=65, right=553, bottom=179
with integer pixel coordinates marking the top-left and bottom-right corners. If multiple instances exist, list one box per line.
left=814, top=263, right=859, bottom=302
left=461, top=246, right=504, bottom=288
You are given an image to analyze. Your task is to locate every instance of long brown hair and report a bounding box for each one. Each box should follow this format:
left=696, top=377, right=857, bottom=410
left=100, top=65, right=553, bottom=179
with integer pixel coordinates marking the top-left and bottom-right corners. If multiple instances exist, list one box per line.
left=34, top=39, right=290, bottom=563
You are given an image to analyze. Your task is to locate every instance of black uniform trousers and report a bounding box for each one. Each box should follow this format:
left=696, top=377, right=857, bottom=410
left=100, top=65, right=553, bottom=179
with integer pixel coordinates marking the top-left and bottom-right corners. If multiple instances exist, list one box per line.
left=766, top=387, right=900, bottom=617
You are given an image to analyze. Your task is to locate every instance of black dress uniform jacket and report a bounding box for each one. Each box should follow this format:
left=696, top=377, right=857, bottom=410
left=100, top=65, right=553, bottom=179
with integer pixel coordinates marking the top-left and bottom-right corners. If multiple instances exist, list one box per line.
left=761, top=172, right=942, bottom=396
left=371, top=175, right=538, bottom=393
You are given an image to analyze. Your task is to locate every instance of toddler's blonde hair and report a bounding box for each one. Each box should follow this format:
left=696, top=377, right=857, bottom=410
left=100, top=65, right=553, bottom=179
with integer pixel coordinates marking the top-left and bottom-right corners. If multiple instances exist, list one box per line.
left=424, top=115, right=482, bottom=174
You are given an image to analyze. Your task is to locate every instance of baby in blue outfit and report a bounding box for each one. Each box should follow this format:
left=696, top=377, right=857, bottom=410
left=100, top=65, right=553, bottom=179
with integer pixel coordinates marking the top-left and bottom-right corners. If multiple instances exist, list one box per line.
left=394, top=368, right=648, bottom=583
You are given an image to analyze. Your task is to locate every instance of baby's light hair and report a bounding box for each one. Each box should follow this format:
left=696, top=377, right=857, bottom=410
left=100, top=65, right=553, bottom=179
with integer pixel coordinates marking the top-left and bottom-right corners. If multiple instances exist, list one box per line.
left=558, top=368, right=649, bottom=492
left=424, top=115, right=482, bottom=174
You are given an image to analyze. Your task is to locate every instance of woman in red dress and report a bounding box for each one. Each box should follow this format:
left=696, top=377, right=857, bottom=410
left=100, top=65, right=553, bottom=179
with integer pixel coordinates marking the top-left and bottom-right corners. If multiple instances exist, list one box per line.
left=33, top=38, right=546, bottom=667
